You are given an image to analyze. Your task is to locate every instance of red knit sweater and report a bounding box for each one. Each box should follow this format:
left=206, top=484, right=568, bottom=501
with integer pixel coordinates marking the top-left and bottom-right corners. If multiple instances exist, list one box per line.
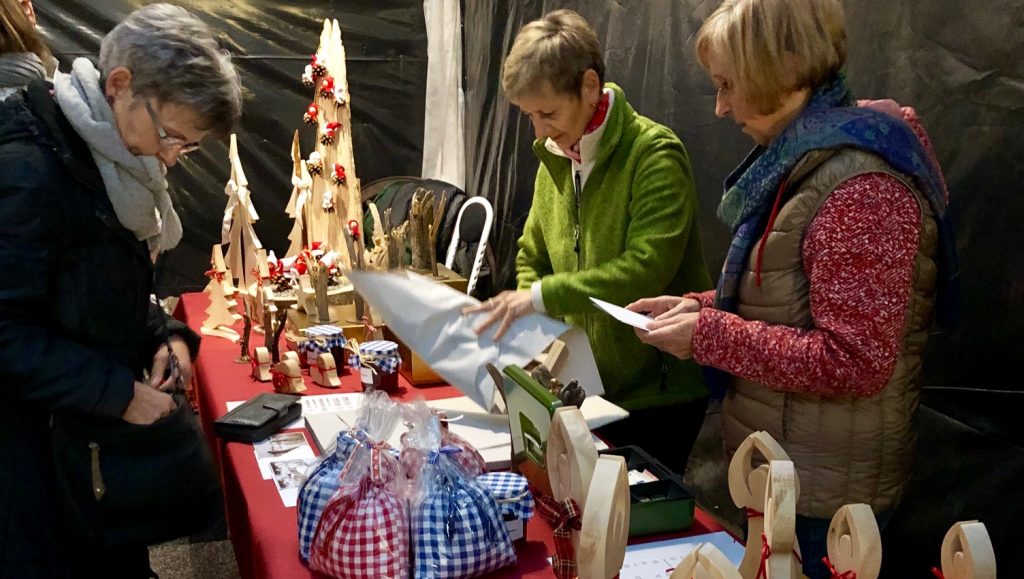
left=690, top=172, right=921, bottom=398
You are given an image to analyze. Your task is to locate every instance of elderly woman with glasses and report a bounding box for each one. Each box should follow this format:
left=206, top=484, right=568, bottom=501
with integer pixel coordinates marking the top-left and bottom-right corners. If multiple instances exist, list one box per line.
left=628, top=0, right=957, bottom=576
left=0, top=4, right=241, bottom=576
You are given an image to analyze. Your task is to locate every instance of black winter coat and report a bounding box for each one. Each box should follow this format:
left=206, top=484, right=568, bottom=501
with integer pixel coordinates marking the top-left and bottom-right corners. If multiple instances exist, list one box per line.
left=0, top=80, right=200, bottom=576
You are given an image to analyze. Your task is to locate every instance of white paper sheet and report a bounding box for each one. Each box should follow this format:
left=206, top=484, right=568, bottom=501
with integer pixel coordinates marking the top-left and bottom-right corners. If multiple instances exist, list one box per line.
left=616, top=532, right=744, bottom=578
left=348, top=270, right=605, bottom=410
left=590, top=297, right=653, bottom=331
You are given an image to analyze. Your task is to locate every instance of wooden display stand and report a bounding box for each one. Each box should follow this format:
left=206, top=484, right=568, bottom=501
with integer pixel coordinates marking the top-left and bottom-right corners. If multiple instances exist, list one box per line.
left=826, top=504, right=881, bottom=579
left=939, top=521, right=997, bottom=579
left=670, top=543, right=743, bottom=579
left=310, top=352, right=341, bottom=388
left=728, top=431, right=802, bottom=579
left=763, top=460, right=797, bottom=579
left=251, top=347, right=272, bottom=382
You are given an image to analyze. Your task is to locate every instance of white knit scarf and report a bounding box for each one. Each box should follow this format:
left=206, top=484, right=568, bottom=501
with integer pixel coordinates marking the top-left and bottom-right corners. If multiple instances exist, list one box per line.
left=52, top=58, right=182, bottom=256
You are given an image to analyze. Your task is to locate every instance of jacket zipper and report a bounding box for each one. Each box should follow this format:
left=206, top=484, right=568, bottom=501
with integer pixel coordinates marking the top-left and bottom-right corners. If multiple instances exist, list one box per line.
left=573, top=169, right=582, bottom=270
left=89, top=441, right=106, bottom=501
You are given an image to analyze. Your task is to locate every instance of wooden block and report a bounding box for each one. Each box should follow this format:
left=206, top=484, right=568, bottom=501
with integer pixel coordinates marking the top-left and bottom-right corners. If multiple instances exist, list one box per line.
left=311, top=352, right=341, bottom=388
left=671, top=543, right=743, bottom=579
left=385, top=327, right=443, bottom=385
left=826, top=504, right=881, bottom=579
left=272, top=358, right=305, bottom=395
left=251, top=347, right=272, bottom=382
left=940, top=521, right=997, bottom=579
left=578, top=455, right=630, bottom=579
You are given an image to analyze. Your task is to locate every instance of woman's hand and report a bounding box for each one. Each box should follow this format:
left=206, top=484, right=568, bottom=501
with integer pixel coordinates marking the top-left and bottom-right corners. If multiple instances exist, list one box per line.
left=627, top=295, right=701, bottom=319
left=462, top=290, right=535, bottom=342
left=148, top=336, right=193, bottom=392
left=635, top=311, right=700, bottom=359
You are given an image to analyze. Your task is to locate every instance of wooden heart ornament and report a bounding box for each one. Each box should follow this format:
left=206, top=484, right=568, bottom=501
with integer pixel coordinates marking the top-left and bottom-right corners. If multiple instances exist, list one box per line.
left=826, top=504, right=881, bottom=579
left=939, top=521, right=996, bottom=579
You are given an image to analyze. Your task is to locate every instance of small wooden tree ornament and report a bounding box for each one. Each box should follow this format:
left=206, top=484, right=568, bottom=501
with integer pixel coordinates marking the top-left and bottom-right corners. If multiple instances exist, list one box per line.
left=546, top=406, right=598, bottom=508
left=577, top=454, right=630, bottom=579
left=251, top=347, right=272, bottom=382
left=670, top=543, right=744, bottom=579
left=310, top=352, right=341, bottom=388
left=825, top=504, right=881, bottom=579
left=729, top=432, right=802, bottom=579
left=763, top=460, right=797, bottom=579
left=938, top=521, right=997, bottom=579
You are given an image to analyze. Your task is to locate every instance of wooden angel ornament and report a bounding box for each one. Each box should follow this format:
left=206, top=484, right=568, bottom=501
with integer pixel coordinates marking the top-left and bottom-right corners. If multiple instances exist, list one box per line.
left=935, top=521, right=996, bottom=579
left=824, top=504, right=881, bottom=579
left=728, top=431, right=803, bottom=579
left=670, top=543, right=743, bottom=579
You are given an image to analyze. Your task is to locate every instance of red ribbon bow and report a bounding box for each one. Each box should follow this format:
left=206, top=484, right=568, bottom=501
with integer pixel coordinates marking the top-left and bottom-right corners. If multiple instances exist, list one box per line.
left=756, top=531, right=772, bottom=579
left=536, top=495, right=582, bottom=579
left=270, top=367, right=290, bottom=391
left=204, top=267, right=225, bottom=282
left=822, top=556, right=857, bottom=579
left=931, top=568, right=946, bottom=579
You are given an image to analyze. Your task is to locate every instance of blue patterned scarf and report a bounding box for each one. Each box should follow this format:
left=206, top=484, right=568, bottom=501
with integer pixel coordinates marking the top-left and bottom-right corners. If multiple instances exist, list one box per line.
left=707, top=74, right=959, bottom=396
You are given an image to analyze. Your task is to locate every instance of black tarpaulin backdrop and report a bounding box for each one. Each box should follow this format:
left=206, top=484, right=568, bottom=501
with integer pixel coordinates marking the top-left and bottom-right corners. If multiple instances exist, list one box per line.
left=34, top=0, right=428, bottom=296
left=34, top=0, right=1023, bottom=575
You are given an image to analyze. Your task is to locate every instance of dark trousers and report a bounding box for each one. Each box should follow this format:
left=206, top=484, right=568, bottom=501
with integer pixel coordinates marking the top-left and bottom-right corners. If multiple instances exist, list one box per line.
left=594, top=396, right=709, bottom=478
left=71, top=543, right=156, bottom=579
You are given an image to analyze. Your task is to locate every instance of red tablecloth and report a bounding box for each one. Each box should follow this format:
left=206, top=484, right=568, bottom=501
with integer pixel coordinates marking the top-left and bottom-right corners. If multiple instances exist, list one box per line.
left=177, top=292, right=722, bottom=579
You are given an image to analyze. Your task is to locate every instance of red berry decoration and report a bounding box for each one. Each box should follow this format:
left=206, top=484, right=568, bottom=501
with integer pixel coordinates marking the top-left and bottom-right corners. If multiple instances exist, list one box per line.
left=332, top=163, right=347, bottom=186
left=347, top=219, right=360, bottom=239
left=309, top=54, right=327, bottom=79
left=319, top=76, right=335, bottom=99
left=319, top=121, right=341, bottom=146
left=303, top=103, right=319, bottom=126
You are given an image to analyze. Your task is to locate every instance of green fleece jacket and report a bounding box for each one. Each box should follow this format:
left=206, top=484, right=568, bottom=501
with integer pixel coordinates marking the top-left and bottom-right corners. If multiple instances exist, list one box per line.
left=516, top=83, right=712, bottom=410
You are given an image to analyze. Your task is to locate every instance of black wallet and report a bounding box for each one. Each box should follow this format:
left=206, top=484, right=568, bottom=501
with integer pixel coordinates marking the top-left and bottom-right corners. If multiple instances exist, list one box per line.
left=213, top=392, right=301, bottom=442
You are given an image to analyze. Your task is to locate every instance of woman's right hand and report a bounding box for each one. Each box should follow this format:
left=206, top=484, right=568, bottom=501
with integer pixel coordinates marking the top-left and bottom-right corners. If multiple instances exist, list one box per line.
left=626, top=295, right=700, bottom=320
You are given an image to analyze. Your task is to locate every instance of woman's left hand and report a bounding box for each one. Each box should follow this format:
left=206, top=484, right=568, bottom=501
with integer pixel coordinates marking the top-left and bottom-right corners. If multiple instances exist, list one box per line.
left=462, top=289, right=535, bottom=341
left=635, top=311, right=700, bottom=359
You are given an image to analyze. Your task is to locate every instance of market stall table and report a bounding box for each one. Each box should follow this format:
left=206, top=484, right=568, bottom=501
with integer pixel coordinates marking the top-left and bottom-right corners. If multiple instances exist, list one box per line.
left=176, top=292, right=724, bottom=579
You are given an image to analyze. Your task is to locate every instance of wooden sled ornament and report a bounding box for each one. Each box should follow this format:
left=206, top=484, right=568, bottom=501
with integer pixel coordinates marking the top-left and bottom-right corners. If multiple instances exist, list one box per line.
left=763, top=460, right=797, bottom=579
left=272, top=358, right=305, bottom=394
left=729, top=431, right=802, bottom=579
left=826, top=504, right=881, bottom=579
left=670, top=543, right=743, bottom=579
left=939, top=521, right=996, bottom=579
left=251, top=347, right=272, bottom=382
left=310, top=352, right=341, bottom=388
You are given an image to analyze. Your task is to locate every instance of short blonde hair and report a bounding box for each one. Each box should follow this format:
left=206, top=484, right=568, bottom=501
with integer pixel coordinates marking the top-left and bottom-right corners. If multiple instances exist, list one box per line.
left=696, top=0, right=846, bottom=114
left=501, top=9, right=605, bottom=100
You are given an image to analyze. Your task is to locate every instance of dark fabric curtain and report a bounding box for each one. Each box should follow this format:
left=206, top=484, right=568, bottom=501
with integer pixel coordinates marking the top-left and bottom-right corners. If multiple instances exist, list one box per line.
left=34, top=0, right=428, bottom=296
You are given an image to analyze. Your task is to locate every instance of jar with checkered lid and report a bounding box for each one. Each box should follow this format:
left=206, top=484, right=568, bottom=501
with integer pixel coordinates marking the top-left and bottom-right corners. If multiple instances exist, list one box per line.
left=349, top=340, right=401, bottom=393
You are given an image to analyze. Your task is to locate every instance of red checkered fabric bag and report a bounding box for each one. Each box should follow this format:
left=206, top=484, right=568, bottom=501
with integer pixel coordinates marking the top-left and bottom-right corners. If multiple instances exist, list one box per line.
left=309, top=441, right=409, bottom=579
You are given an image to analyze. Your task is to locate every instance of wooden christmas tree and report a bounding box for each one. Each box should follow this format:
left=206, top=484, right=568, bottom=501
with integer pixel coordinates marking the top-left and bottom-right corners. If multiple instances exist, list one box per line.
left=285, top=130, right=313, bottom=257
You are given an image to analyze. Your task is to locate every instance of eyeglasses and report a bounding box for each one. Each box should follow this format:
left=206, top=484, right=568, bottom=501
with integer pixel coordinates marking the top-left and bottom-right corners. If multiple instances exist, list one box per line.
left=144, top=100, right=201, bottom=155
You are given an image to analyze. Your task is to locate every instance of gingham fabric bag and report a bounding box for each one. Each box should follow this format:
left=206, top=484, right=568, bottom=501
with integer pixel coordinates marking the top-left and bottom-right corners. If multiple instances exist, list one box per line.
left=309, top=441, right=409, bottom=579
left=296, top=429, right=363, bottom=562
left=411, top=448, right=516, bottom=578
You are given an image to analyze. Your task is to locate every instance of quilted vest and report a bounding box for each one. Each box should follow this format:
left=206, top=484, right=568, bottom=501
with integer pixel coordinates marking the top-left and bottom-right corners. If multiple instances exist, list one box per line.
left=721, top=148, right=939, bottom=519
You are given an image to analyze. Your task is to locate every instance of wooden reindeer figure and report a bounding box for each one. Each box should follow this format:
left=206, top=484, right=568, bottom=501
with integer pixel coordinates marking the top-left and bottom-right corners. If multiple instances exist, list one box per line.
left=824, top=504, right=881, bottom=579
left=763, top=460, right=797, bottom=579
left=670, top=543, right=744, bottom=579
left=936, top=521, right=997, bottom=579
left=271, top=358, right=305, bottom=394
left=251, top=347, right=272, bottom=382
left=728, top=432, right=803, bottom=579
left=310, top=352, right=341, bottom=388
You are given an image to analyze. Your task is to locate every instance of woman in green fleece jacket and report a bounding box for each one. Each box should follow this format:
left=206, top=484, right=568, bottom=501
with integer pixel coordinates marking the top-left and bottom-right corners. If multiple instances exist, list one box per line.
left=468, top=9, right=713, bottom=476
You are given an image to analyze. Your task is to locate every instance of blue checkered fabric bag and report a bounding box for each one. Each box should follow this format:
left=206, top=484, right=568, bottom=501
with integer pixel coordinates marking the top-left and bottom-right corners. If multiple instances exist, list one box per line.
left=296, top=430, right=363, bottom=562
left=412, top=450, right=516, bottom=578
left=478, top=472, right=534, bottom=521
left=348, top=340, right=401, bottom=374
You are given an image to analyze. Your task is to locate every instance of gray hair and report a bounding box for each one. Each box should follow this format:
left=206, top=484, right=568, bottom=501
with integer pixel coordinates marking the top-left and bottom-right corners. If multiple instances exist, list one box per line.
left=99, top=3, right=241, bottom=136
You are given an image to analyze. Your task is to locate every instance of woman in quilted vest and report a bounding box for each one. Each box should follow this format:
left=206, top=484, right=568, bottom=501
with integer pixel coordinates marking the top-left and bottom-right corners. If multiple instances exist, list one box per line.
left=629, top=0, right=958, bottom=577
left=465, top=9, right=714, bottom=477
